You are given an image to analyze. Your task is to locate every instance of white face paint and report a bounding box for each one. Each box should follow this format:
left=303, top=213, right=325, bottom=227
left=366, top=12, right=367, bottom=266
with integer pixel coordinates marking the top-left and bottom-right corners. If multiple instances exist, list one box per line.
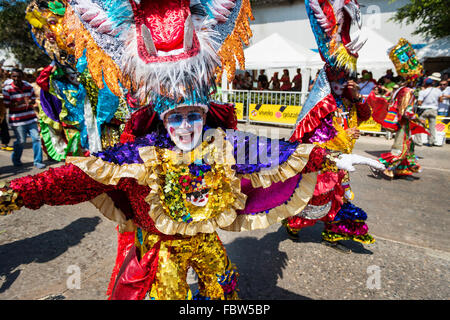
left=186, top=188, right=210, bottom=207
left=330, top=81, right=347, bottom=95
left=164, top=107, right=205, bottom=152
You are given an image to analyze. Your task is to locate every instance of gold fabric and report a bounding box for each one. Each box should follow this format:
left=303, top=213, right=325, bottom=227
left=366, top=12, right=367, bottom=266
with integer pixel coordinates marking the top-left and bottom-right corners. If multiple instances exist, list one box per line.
left=90, top=194, right=136, bottom=233
left=136, top=230, right=238, bottom=300
left=138, top=129, right=247, bottom=236
left=66, top=156, right=147, bottom=186
left=216, top=0, right=254, bottom=83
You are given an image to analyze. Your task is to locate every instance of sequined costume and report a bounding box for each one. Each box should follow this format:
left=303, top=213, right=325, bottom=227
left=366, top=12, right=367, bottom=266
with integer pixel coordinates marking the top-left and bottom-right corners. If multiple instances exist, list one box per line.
left=26, top=2, right=130, bottom=159
left=1, top=0, right=385, bottom=300
left=285, top=0, right=375, bottom=245
left=366, top=38, right=427, bottom=179
left=5, top=124, right=333, bottom=299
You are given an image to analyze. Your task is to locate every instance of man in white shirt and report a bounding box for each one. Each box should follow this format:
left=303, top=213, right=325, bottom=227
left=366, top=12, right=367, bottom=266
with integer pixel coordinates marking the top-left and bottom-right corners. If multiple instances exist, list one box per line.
left=438, top=80, right=450, bottom=116
left=417, top=74, right=443, bottom=146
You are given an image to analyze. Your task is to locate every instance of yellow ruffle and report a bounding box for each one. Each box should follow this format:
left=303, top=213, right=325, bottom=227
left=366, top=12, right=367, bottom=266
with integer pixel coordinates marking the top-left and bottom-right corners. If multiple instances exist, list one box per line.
left=66, top=156, right=148, bottom=185
left=90, top=193, right=136, bottom=233
left=239, top=143, right=315, bottom=189
left=138, top=130, right=248, bottom=236
left=222, top=172, right=318, bottom=232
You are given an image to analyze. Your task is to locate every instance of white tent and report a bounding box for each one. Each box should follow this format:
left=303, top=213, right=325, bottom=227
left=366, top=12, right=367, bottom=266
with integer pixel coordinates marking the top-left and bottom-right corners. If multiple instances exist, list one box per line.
left=416, top=36, right=450, bottom=61
left=239, top=33, right=323, bottom=95
left=0, top=49, right=20, bottom=69
left=354, top=27, right=395, bottom=79
left=243, top=32, right=323, bottom=70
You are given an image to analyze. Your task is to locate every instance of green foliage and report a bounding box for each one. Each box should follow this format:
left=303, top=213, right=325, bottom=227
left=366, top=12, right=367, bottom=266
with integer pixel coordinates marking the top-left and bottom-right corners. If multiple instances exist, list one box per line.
left=390, top=0, right=450, bottom=39
left=0, top=0, right=50, bottom=68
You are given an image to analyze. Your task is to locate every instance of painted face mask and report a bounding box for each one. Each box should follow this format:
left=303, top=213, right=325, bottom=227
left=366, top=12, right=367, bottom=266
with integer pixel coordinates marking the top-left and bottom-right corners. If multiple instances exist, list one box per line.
left=165, top=110, right=204, bottom=151
left=330, top=79, right=347, bottom=95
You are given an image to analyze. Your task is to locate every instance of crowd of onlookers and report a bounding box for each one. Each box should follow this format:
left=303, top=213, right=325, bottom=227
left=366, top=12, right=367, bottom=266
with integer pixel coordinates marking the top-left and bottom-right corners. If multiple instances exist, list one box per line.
left=232, top=69, right=304, bottom=91
left=231, top=67, right=450, bottom=117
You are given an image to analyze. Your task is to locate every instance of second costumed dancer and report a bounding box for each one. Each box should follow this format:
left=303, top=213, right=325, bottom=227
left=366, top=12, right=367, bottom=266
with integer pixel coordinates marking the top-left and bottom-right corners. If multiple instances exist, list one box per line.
left=284, top=0, right=378, bottom=252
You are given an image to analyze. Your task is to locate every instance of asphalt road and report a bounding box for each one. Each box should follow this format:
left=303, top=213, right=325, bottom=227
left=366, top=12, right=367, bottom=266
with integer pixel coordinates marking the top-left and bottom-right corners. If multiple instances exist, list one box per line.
left=0, top=125, right=448, bottom=300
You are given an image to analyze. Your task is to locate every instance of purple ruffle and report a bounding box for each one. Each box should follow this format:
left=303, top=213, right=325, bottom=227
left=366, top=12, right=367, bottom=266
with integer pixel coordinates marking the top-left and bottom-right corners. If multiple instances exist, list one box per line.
left=94, top=131, right=174, bottom=165
left=40, top=90, right=62, bottom=122
left=226, top=131, right=299, bottom=174
left=94, top=128, right=301, bottom=172
left=237, top=175, right=302, bottom=215
left=305, top=115, right=337, bottom=144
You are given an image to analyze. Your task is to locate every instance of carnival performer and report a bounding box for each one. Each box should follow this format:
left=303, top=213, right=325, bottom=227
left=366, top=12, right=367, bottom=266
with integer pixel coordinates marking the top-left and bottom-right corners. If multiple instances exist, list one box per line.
left=366, top=38, right=427, bottom=181
left=0, top=0, right=385, bottom=300
left=25, top=1, right=130, bottom=160
left=284, top=0, right=377, bottom=252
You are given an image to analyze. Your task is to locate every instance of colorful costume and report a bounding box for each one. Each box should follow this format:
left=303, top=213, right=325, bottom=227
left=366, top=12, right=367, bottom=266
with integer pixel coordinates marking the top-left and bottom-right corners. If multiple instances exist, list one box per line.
left=284, top=0, right=375, bottom=246
left=0, top=0, right=385, bottom=300
left=26, top=2, right=130, bottom=160
left=366, top=38, right=427, bottom=179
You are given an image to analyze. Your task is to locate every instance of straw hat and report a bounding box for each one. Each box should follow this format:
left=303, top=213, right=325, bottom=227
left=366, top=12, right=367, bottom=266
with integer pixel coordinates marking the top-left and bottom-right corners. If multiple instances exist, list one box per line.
left=428, top=72, right=441, bottom=81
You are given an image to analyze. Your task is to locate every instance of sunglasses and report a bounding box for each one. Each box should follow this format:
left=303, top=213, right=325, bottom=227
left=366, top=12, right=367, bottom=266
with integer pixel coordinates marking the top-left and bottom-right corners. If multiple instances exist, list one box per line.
left=167, top=112, right=203, bottom=127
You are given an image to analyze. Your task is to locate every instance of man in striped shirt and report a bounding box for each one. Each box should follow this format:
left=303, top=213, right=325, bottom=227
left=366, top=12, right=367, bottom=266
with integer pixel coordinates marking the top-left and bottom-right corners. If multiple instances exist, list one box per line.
left=2, top=68, right=45, bottom=168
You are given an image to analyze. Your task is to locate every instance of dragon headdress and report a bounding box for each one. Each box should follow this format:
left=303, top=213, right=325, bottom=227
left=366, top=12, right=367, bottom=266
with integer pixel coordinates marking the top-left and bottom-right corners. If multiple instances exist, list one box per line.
left=306, top=0, right=366, bottom=74
left=27, top=0, right=253, bottom=115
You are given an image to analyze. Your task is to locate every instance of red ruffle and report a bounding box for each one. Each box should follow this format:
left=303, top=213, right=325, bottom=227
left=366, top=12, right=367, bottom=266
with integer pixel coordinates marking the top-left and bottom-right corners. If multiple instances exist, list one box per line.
left=313, top=171, right=339, bottom=196
left=36, top=65, right=53, bottom=92
left=301, top=146, right=327, bottom=173
left=9, top=164, right=114, bottom=210
left=289, top=93, right=336, bottom=142
left=355, top=100, right=372, bottom=122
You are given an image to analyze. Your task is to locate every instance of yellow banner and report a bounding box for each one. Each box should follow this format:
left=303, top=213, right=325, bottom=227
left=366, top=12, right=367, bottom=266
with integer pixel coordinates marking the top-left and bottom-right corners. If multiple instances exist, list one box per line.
left=436, top=116, right=450, bottom=139
left=358, top=117, right=382, bottom=132
left=249, top=104, right=302, bottom=124
left=234, top=103, right=244, bottom=121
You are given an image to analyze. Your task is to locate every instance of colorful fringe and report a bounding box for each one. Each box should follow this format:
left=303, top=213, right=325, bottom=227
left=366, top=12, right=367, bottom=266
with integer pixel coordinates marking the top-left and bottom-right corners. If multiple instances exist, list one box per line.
left=322, top=202, right=375, bottom=244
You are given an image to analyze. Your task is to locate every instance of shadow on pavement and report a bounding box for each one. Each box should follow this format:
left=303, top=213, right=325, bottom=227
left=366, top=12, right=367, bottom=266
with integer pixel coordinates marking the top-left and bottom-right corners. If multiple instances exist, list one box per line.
left=0, top=217, right=101, bottom=293
left=225, top=227, right=311, bottom=300
left=363, top=150, right=390, bottom=158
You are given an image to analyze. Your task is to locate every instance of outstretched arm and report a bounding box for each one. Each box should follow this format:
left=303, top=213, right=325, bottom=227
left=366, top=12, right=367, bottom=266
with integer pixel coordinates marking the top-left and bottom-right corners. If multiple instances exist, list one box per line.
left=1, top=164, right=115, bottom=214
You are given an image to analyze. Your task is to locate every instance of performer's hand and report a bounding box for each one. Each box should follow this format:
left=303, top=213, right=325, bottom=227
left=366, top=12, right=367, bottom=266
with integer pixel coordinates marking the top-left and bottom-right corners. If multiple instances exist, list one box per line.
left=347, top=80, right=361, bottom=101
left=346, top=127, right=360, bottom=139
left=334, top=154, right=386, bottom=172
left=0, top=181, right=23, bottom=216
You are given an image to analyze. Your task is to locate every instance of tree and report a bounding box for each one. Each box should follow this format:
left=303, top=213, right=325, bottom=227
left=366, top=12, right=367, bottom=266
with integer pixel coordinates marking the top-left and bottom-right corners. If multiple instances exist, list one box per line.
left=390, top=0, right=450, bottom=40
left=0, top=0, right=50, bottom=68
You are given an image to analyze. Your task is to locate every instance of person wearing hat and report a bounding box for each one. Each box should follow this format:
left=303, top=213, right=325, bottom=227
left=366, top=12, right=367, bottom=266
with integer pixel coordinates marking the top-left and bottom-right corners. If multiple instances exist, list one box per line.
left=417, top=73, right=443, bottom=146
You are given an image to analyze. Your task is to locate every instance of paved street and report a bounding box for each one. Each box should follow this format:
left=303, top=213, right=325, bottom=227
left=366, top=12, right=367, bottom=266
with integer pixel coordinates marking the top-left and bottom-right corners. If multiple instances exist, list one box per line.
left=0, top=125, right=449, bottom=300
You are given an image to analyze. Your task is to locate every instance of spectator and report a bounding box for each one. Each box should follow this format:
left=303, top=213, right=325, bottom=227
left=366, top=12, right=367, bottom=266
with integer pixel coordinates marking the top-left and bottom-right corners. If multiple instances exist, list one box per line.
left=232, top=74, right=242, bottom=90
left=270, top=72, right=280, bottom=91
left=417, top=74, right=442, bottom=146
left=292, top=68, right=302, bottom=91
left=309, top=70, right=320, bottom=91
left=382, top=76, right=397, bottom=92
left=438, top=80, right=450, bottom=116
left=257, top=70, right=269, bottom=90
left=280, top=69, right=291, bottom=91
left=2, top=68, right=46, bottom=168
left=384, top=69, right=394, bottom=80
left=243, top=71, right=253, bottom=90
left=358, top=70, right=376, bottom=96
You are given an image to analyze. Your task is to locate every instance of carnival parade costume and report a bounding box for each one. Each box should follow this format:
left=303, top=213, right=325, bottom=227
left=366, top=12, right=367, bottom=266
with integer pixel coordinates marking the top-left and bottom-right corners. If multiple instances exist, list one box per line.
left=366, top=38, right=427, bottom=180
left=26, top=1, right=130, bottom=160
left=0, top=0, right=385, bottom=299
left=284, top=0, right=377, bottom=247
